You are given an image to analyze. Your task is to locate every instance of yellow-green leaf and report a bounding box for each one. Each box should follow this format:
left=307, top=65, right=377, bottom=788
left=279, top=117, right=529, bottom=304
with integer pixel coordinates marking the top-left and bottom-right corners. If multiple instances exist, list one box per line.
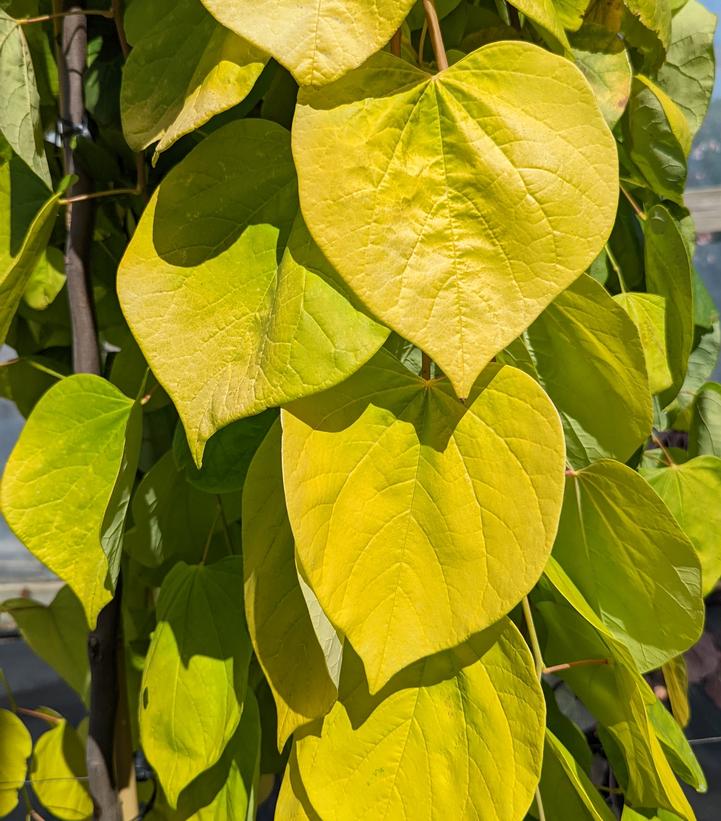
left=282, top=349, right=565, bottom=691
left=655, top=0, right=716, bottom=137
left=296, top=620, right=544, bottom=820
left=662, top=655, right=690, bottom=728
left=0, top=156, right=61, bottom=344
left=507, top=0, right=571, bottom=50
left=539, top=730, right=616, bottom=821
left=614, top=292, right=673, bottom=395
left=0, top=11, right=50, bottom=184
left=1, top=585, right=89, bottom=702
left=644, top=205, right=694, bottom=405
left=689, top=381, right=721, bottom=457
left=547, top=460, right=703, bottom=672
left=199, top=0, right=416, bottom=85
left=293, top=42, right=618, bottom=398
left=30, top=719, right=92, bottom=821
left=572, top=24, right=633, bottom=127
left=140, top=557, right=252, bottom=807
left=538, top=599, right=694, bottom=820
left=0, top=708, right=31, bottom=817
left=1, top=375, right=140, bottom=626
left=118, top=119, right=386, bottom=464
left=120, top=0, right=267, bottom=155
left=555, top=0, right=593, bottom=30
left=642, top=456, right=721, bottom=596
left=500, top=274, right=651, bottom=468
left=647, top=699, right=706, bottom=792
left=276, top=747, right=320, bottom=821
left=242, top=421, right=338, bottom=749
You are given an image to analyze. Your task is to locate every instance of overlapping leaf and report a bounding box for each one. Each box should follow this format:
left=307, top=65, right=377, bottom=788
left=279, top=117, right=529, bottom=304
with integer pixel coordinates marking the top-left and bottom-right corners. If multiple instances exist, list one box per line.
left=293, top=42, right=618, bottom=398
left=1, top=376, right=140, bottom=626
left=200, top=0, right=416, bottom=85
left=690, top=381, right=721, bottom=456
left=546, top=459, right=703, bottom=672
left=242, top=421, right=339, bottom=748
left=121, top=0, right=267, bottom=155
left=500, top=274, right=651, bottom=468
left=295, top=620, right=544, bottom=821
left=643, top=456, right=721, bottom=595
left=140, top=557, right=252, bottom=807
left=282, top=348, right=565, bottom=691
left=118, top=119, right=387, bottom=464
left=0, top=708, right=31, bottom=817
left=614, top=292, right=672, bottom=395
left=0, top=155, right=62, bottom=344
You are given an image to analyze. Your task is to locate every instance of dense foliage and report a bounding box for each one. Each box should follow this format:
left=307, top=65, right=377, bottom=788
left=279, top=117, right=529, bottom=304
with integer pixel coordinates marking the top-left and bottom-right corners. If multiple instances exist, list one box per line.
left=0, top=0, right=720, bottom=818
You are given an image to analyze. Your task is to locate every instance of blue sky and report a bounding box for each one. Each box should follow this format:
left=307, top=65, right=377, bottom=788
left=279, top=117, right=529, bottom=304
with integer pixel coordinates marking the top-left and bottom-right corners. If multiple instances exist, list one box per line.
left=708, top=0, right=721, bottom=95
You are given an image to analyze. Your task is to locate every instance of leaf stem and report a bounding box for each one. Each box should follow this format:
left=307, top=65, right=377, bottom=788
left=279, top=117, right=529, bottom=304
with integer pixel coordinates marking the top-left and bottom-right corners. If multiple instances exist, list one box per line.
left=651, top=431, right=676, bottom=466
left=17, top=9, right=113, bottom=24
left=418, top=20, right=428, bottom=66
left=390, top=28, right=401, bottom=57
left=422, top=0, right=448, bottom=70
left=201, top=507, right=222, bottom=565
left=60, top=185, right=142, bottom=205
left=620, top=185, right=646, bottom=221
left=17, top=707, right=62, bottom=725
left=604, top=244, right=627, bottom=293
left=521, top=598, right=547, bottom=821
left=543, top=658, right=609, bottom=675
left=216, top=497, right=234, bottom=556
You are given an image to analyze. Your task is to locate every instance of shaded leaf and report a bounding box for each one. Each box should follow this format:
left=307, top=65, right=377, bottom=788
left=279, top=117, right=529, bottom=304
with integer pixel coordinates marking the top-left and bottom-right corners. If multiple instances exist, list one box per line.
left=140, top=558, right=252, bottom=807
left=689, top=381, right=721, bottom=457
left=647, top=699, right=706, bottom=792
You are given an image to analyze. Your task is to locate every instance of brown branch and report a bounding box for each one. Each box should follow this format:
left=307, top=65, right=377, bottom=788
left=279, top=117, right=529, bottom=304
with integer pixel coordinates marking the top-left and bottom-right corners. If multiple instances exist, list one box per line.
left=422, top=0, right=448, bottom=70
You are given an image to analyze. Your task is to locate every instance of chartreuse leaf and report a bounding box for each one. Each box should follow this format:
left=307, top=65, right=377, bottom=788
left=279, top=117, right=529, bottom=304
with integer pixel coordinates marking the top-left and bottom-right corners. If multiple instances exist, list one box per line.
left=537, top=730, right=615, bottom=821
left=662, top=655, right=690, bottom=728
left=614, top=293, right=672, bottom=395
left=120, top=0, right=267, bottom=155
left=140, top=557, right=252, bottom=807
left=624, top=0, right=672, bottom=55
left=173, top=410, right=276, bottom=494
left=22, top=245, right=65, bottom=311
left=0, top=11, right=50, bottom=184
left=1, top=585, right=89, bottom=702
left=646, top=699, right=706, bottom=792
left=622, top=809, right=680, bottom=821
left=200, top=0, right=415, bottom=85
left=293, top=42, right=618, bottom=399
left=500, top=274, right=651, bottom=468
left=623, top=78, right=688, bottom=203
left=506, top=0, right=570, bottom=50
left=546, top=460, right=703, bottom=672
left=1, top=376, right=140, bottom=626
left=282, top=348, right=565, bottom=691
left=690, top=382, right=721, bottom=457
left=655, top=0, right=716, bottom=138
left=555, top=0, right=593, bottom=30
left=276, top=747, right=320, bottom=821
left=295, top=620, right=544, bottom=821
left=642, top=456, right=721, bottom=596
left=0, top=155, right=62, bottom=344
left=118, top=118, right=386, bottom=464
left=0, top=708, right=31, bottom=816
left=30, top=719, right=93, bottom=820
left=242, top=421, right=338, bottom=749
left=537, top=600, right=695, bottom=820
left=645, top=205, right=694, bottom=405
left=176, top=690, right=261, bottom=820
left=571, top=25, right=633, bottom=127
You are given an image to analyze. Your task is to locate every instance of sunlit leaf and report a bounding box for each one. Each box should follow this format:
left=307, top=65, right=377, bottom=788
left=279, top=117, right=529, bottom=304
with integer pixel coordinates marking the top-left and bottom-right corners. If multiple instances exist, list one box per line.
left=1, top=376, right=140, bottom=626
left=0, top=708, right=31, bottom=817
left=30, top=719, right=93, bottom=821
left=506, top=0, right=570, bottom=50
left=647, top=699, right=706, bottom=792
left=242, top=421, right=338, bottom=748
left=293, top=42, right=618, bottom=398
left=662, top=655, right=690, bottom=729
left=296, top=620, right=544, bottom=821
left=120, top=0, right=267, bottom=155
left=199, top=0, right=416, bottom=85
left=546, top=459, right=703, bottom=672
left=118, top=118, right=386, bottom=464
left=282, top=348, right=564, bottom=691
left=614, top=292, right=673, bottom=395
left=140, top=557, right=252, bottom=807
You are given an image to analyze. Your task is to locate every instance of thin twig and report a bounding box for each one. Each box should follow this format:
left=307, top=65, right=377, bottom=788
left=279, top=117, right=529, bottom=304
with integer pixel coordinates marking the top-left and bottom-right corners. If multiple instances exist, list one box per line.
left=0, top=357, right=65, bottom=380
left=201, top=507, right=223, bottom=565
left=18, top=8, right=112, bottom=24
left=390, top=29, right=401, bottom=57
left=60, top=186, right=141, bottom=205
left=543, top=658, right=609, bottom=675
left=422, top=0, right=449, bottom=70
left=605, top=244, right=628, bottom=293
left=621, top=185, right=646, bottom=221
left=651, top=432, right=676, bottom=467
left=17, top=707, right=62, bottom=725
left=418, top=20, right=428, bottom=66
